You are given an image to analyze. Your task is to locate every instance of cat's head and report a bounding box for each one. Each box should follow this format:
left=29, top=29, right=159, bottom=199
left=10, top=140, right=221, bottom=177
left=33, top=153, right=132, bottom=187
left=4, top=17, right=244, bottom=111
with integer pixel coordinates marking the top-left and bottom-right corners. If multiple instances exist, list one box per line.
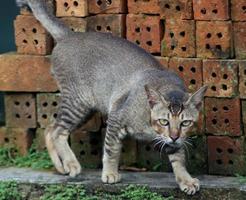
left=145, top=85, right=207, bottom=154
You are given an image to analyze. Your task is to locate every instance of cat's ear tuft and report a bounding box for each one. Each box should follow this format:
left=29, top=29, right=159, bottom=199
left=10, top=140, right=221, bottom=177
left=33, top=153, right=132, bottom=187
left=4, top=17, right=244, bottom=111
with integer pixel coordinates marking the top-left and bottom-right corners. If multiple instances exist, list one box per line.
left=186, top=85, right=208, bottom=110
left=144, top=85, right=162, bottom=109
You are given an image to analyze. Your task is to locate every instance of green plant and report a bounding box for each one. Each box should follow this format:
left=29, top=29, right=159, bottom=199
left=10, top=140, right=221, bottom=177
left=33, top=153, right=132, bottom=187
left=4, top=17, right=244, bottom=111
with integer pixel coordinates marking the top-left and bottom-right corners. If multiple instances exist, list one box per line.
left=0, top=181, right=22, bottom=200
left=235, top=174, right=246, bottom=184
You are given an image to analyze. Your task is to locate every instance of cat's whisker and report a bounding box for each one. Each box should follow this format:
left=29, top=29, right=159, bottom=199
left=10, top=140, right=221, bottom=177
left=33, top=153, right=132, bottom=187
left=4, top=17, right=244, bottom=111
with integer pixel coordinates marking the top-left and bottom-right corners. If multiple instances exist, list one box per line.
left=159, top=141, right=166, bottom=159
left=153, top=139, right=164, bottom=149
left=184, top=140, right=193, bottom=147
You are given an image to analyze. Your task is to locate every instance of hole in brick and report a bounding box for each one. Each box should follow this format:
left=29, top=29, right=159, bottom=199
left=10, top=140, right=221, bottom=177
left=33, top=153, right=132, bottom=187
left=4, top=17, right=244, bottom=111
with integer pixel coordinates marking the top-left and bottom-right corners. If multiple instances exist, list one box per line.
left=27, top=115, right=31, bottom=119
left=122, top=148, right=125, bottom=153
left=145, top=145, right=151, bottom=151
left=223, top=74, right=228, bottom=79
left=146, top=160, right=150, bottom=165
left=34, top=40, right=38, bottom=45
left=165, top=4, right=170, bottom=9
left=53, top=113, right=57, bottom=118
left=25, top=102, right=30, bottom=107
left=23, top=39, right=28, bottom=44
left=52, top=102, right=58, bottom=106
left=228, top=160, right=234, bottom=165
left=97, top=0, right=102, bottom=6
left=79, top=140, right=84, bottom=145
left=211, top=86, right=216, bottom=91
left=146, top=27, right=151, bottom=32
left=96, top=26, right=102, bottom=31
left=206, top=33, right=212, bottom=38
left=171, top=45, right=175, bottom=50
left=201, top=8, right=206, bottom=14
left=43, top=102, right=48, bottom=107
left=206, top=44, right=210, bottom=49
left=73, top=1, right=78, bottom=7
left=244, top=69, right=246, bottom=75
left=212, top=119, right=217, bottom=124
left=216, top=159, right=223, bottom=165
left=217, top=32, right=223, bottom=38
left=170, top=32, right=174, bottom=38
left=222, top=84, right=227, bottom=90
left=181, top=46, right=186, bottom=51
left=178, top=66, right=184, bottom=72
left=22, top=28, right=26, bottom=32
left=223, top=106, right=229, bottom=111
left=106, top=26, right=111, bottom=31
left=190, top=67, right=196, bottom=73
left=80, top=150, right=85, bottom=155
left=15, top=114, right=20, bottom=118
left=216, top=45, right=222, bottom=51
left=228, top=148, right=233, bottom=154
left=14, top=101, right=20, bottom=106
left=216, top=148, right=222, bottom=153
left=190, top=79, right=196, bottom=85
left=242, top=6, right=246, bottom=12
left=212, top=9, right=218, bottom=14
left=4, top=138, right=9, bottom=143
left=180, top=31, right=185, bottom=37
left=71, top=28, right=75, bottom=32
left=32, top=28, right=37, bottom=33
left=42, top=114, right=47, bottom=119
left=135, top=27, right=140, bottom=33
left=212, top=72, right=217, bottom=77
left=64, top=2, right=68, bottom=7
left=106, top=0, right=112, bottom=5
left=176, top=5, right=181, bottom=11
left=136, top=40, right=140, bottom=45
left=146, top=41, right=152, bottom=46
left=212, top=107, right=218, bottom=112
left=90, top=138, right=99, bottom=145
left=224, top=119, right=229, bottom=124
left=91, top=150, right=98, bottom=156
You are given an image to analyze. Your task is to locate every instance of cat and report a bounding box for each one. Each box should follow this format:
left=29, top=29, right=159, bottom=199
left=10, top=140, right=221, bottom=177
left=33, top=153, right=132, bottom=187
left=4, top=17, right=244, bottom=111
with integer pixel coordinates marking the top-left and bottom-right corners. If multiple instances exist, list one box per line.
left=16, top=0, right=207, bottom=195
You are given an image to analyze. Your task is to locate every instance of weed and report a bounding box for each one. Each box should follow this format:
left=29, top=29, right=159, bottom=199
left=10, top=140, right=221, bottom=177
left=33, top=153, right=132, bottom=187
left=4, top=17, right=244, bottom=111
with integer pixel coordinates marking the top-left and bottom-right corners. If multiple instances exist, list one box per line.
left=0, top=181, right=21, bottom=200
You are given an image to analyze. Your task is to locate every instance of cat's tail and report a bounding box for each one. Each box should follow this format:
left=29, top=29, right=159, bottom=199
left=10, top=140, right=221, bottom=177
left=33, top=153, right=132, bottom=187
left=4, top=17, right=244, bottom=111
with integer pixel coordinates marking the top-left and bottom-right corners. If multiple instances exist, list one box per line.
left=16, top=0, right=73, bottom=41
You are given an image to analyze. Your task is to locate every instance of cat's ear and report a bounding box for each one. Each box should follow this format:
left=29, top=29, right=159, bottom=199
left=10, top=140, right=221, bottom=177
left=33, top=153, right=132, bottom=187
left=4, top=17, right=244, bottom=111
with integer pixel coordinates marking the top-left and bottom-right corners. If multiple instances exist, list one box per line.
left=144, top=85, right=166, bottom=109
left=185, top=85, right=208, bottom=110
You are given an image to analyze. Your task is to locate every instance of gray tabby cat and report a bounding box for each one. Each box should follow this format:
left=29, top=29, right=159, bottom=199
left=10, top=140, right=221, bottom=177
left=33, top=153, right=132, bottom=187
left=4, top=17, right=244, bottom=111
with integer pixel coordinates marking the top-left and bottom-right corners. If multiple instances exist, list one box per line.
left=17, top=0, right=207, bottom=195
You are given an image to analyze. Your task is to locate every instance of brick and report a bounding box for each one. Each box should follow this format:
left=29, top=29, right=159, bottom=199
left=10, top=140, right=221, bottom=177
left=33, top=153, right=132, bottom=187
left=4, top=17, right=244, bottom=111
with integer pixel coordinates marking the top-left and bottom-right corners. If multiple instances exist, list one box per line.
left=5, top=94, right=37, bottom=129
left=35, top=128, right=46, bottom=151
left=127, top=14, right=162, bottom=53
left=155, top=56, right=169, bottom=69
left=203, top=60, right=238, bottom=97
left=208, top=136, right=245, bottom=175
left=56, top=0, right=88, bottom=17
left=60, top=17, right=87, bottom=32
left=241, top=100, right=246, bottom=134
left=121, top=136, right=137, bottom=166
left=193, top=0, right=229, bottom=21
left=205, top=98, right=241, bottom=136
left=89, top=0, right=126, bottom=14
left=37, top=93, right=61, bottom=128
left=239, top=61, right=246, bottom=98
left=87, top=14, right=126, bottom=37
left=14, top=15, right=53, bottom=55
left=169, top=58, right=202, bottom=93
left=0, top=127, right=34, bottom=156
left=231, top=0, right=246, bottom=21
left=161, top=20, right=195, bottom=57
left=20, top=0, right=55, bottom=15
left=233, top=22, right=246, bottom=59
left=196, top=21, right=233, bottom=59
left=160, top=0, right=192, bottom=19
left=0, top=53, right=58, bottom=92
left=128, top=0, right=160, bottom=14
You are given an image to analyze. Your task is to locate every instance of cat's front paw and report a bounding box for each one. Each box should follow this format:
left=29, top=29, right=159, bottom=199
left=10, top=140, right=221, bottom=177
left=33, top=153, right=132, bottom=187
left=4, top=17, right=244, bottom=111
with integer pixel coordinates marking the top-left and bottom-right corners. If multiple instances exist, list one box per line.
left=101, top=171, right=121, bottom=184
left=178, top=177, right=200, bottom=195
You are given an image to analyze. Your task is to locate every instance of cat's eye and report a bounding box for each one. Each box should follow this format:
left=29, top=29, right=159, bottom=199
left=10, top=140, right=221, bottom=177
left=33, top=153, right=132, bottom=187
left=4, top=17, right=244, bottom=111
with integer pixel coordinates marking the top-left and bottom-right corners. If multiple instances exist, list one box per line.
left=181, top=120, right=193, bottom=127
left=158, top=119, right=169, bottom=126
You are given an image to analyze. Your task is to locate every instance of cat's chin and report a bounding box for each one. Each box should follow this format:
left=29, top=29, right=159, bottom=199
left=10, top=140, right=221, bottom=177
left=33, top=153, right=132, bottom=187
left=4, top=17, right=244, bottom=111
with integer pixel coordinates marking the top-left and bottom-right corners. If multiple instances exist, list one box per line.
left=164, top=143, right=181, bottom=154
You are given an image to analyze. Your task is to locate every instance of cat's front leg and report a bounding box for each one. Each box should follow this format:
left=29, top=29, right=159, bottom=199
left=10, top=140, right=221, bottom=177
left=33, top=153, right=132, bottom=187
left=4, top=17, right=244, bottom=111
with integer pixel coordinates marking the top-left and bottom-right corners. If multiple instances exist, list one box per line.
left=168, top=148, right=200, bottom=195
left=101, top=123, right=123, bottom=184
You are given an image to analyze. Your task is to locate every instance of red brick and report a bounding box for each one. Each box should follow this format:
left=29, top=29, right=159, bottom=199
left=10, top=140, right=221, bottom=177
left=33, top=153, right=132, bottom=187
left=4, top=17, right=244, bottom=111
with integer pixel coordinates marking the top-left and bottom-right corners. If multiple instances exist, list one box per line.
left=241, top=100, right=246, bottom=134
left=239, top=61, right=246, bottom=98
left=89, top=0, right=126, bottom=14
left=193, top=0, right=229, bottom=21
left=196, top=21, right=233, bottom=59
left=160, top=0, right=192, bottom=19
left=14, top=15, right=53, bottom=55
left=60, top=17, right=87, bottom=32
left=0, top=53, right=58, bottom=92
left=128, top=0, right=160, bottom=14
left=37, top=93, right=61, bottom=128
left=0, top=127, right=34, bottom=156
left=208, top=136, right=245, bottom=175
left=205, top=98, right=241, bottom=136
left=231, top=0, right=246, bottom=21
left=5, top=94, right=37, bottom=129
left=161, top=20, right=195, bottom=57
left=155, top=56, right=169, bottom=68
left=56, top=0, right=88, bottom=17
left=121, top=137, right=137, bottom=166
left=87, top=14, right=126, bottom=37
left=203, top=60, right=238, bottom=97
left=127, top=14, right=162, bottom=53
left=169, top=58, right=203, bottom=93
left=35, top=128, right=46, bottom=151
left=233, top=22, right=246, bottom=59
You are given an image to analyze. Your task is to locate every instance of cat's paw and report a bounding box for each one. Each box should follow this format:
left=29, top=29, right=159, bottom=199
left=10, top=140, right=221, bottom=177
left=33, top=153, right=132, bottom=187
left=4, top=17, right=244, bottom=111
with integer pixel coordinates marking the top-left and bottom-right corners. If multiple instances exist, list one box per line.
left=178, top=177, right=200, bottom=195
left=63, top=159, right=81, bottom=177
left=101, top=171, right=121, bottom=184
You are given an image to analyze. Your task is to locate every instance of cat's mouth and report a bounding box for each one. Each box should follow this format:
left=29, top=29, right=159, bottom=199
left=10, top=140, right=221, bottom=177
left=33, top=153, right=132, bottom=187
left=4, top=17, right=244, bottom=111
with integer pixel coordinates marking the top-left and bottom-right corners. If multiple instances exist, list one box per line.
left=164, top=143, right=181, bottom=154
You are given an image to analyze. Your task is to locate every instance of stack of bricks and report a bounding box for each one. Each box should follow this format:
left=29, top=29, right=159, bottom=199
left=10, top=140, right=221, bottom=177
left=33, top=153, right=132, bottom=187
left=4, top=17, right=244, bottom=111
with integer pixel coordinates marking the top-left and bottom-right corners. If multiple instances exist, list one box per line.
left=0, top=0, right=246, bottom=175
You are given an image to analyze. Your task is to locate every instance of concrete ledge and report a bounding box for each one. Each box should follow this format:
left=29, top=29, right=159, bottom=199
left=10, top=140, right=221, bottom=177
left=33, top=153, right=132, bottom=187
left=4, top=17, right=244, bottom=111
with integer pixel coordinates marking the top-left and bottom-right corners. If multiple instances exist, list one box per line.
left=0, top=167, right=245, bottom=199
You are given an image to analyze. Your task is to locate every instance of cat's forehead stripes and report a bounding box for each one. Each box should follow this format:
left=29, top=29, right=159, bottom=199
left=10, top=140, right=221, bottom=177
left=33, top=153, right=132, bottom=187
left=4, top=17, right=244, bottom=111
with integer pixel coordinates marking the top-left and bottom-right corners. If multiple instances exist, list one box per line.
left=168, top=102, right=184, bottom=116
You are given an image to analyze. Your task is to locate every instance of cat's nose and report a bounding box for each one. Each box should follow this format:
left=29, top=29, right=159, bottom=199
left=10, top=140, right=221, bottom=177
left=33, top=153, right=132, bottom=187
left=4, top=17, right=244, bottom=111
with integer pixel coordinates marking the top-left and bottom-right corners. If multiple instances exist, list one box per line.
left=170, top=134, right=179, bottom=142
